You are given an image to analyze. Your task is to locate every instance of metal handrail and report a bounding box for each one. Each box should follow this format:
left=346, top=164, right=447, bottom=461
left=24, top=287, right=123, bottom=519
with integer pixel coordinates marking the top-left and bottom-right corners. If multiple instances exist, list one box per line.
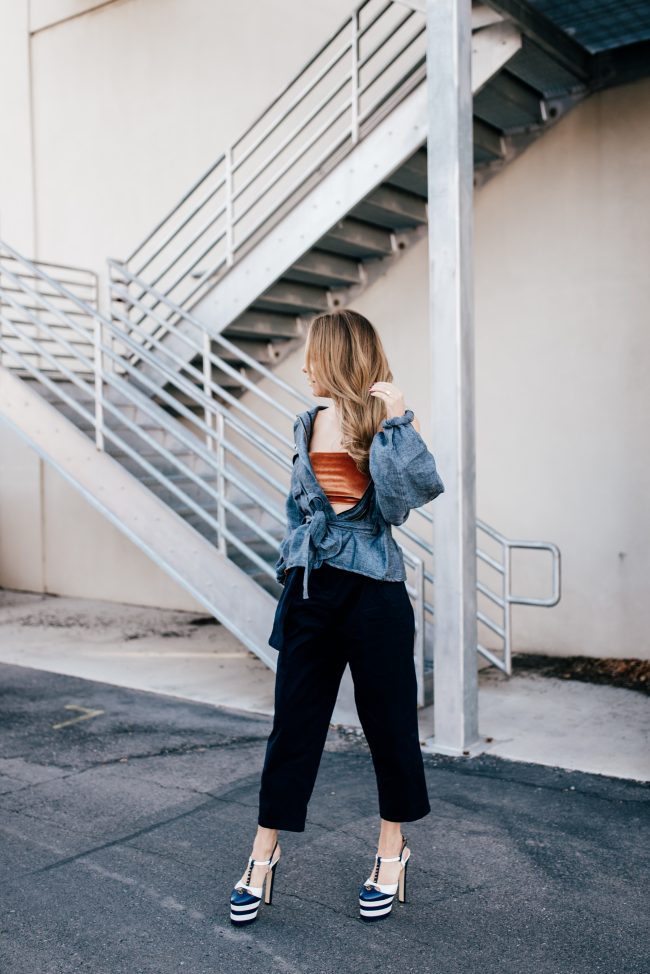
left=475, top=519, right=561, bottom=674
left=113, top=0, right=428, bottom=330
left=393, top=507, right=562, bottom=676
left=0, top=244, right=297, bottom=576
left=0, top=240, right=435, bottom=674
left=0, top=254, right=98, bottom=372
left=0, top=255, right=290, bottom=522
left=0, top=283, right=287, bottom=544
left=107, top=257, right=312, bottom=422
left=1, top=332, right=279, bottom=579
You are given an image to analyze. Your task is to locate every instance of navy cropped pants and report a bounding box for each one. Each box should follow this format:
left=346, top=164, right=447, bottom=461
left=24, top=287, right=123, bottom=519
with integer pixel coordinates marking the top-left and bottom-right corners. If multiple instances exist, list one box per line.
left=257, top=561, right=431, bottom=832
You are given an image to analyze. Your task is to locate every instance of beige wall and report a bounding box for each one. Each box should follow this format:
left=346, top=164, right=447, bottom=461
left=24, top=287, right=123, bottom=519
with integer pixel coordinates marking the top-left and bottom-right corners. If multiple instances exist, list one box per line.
left=0, top=422, right=205, bottom=609
left=473, top=77, right=650, bottom=659
left=0, top=0, right=35, bottom=250
left=22, top=0, right=354, bottom=268
left=0, top=0, right=648, bottom=657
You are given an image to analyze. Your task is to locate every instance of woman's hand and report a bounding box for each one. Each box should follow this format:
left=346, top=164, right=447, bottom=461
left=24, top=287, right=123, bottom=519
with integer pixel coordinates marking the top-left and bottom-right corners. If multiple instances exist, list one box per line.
left=368, top=381, right=407, bottom=420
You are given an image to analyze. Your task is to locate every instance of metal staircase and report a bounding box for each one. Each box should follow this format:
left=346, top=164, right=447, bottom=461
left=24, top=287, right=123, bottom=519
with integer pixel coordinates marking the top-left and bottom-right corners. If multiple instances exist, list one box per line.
left=0, top=0, right=591, bottom=707
left=108, top=1, right=525, bottom=390
left=107, top=0, right=628, bottom=402
left=0, top=238, right=560, bottom=710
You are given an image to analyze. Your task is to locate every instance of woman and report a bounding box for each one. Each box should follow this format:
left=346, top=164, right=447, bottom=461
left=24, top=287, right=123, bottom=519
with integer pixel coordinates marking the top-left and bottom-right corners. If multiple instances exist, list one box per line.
left=230, top=309, right=445, bottom=925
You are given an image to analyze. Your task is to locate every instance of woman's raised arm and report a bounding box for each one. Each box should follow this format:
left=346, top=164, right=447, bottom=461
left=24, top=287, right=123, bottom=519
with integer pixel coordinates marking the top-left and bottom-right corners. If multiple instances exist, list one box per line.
left=369, top=409, right=445, bottom=526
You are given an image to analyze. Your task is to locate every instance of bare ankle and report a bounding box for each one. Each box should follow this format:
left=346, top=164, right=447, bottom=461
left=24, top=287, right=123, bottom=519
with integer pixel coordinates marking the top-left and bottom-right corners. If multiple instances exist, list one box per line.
left=377, top=826, right=405, bottom=856
left=253, top=827, right=279, bottom=857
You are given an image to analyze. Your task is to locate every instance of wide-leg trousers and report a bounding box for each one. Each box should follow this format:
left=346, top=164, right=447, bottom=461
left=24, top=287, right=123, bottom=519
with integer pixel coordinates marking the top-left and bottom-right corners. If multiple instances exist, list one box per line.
left=257, top=561, right=431, bottom=832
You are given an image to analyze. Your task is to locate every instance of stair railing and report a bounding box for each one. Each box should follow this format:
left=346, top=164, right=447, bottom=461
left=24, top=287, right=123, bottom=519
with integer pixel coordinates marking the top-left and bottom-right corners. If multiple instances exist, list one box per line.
left=0, top=240, right=560, bottom=689
left=0, top=253, right=98, bottom=372
left=0, top=240, right=308, bottom=582
left=112, top=0, right=427, bottom=338
left=0, top=241, right=430, bottom=669
left=403, top=505, right=562, bottom=676
left=476, top=519, right=561, bottom=673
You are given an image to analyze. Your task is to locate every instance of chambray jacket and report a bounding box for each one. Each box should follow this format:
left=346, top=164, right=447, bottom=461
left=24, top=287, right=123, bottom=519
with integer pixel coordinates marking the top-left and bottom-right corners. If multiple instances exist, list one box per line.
left=274, top=403, right=445, bottom=602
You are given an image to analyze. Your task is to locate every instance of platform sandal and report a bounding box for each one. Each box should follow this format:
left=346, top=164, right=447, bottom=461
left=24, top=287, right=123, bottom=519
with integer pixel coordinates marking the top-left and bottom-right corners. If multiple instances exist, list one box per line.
left=230, top=839, right=281, bottom=925
left=358, top=833, right=410, bottom=921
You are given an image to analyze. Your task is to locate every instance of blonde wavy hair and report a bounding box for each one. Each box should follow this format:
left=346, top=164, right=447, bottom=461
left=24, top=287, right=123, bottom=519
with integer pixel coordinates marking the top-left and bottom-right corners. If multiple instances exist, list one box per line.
left=305, top=309, right=393, bottom=476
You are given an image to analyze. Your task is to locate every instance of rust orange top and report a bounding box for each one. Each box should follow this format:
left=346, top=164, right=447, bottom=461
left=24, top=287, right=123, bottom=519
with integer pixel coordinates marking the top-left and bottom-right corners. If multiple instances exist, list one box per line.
left=309, top=451, right=371, bottom=505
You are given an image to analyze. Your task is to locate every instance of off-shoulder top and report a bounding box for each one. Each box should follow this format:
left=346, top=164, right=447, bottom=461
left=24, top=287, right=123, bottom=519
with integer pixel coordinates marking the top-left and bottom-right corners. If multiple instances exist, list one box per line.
left=308, top=451, right=371, bottom=505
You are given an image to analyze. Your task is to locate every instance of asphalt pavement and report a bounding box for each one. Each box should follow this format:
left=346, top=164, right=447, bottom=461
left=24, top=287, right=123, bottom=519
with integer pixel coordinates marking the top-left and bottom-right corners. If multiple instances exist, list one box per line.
left=1, top=661, right=648, bottom=974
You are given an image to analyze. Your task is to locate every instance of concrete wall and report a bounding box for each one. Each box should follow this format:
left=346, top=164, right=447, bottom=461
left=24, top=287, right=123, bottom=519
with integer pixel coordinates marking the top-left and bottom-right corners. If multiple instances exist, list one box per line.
left=0, top=0, right=648, bottom=656
left=474, top=77, right=650, bottom=660
left=17, top=0, right=354, bottom=266
left=0, top=422, right=206, bottom=609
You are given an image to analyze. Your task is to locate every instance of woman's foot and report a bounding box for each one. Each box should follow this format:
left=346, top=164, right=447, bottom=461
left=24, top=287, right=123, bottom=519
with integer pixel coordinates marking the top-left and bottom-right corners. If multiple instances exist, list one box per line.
left=234, top=833, right=281, bottom=891
left=359, top=832, right=410, bottom=920
left=371, top=835, right=410, bottom=886
left=230, top=832, right=281, bottom=925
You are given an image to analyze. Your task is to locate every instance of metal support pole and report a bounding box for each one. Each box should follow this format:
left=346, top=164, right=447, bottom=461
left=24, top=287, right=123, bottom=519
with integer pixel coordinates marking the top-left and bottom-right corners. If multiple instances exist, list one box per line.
left=225, top=146, right=234, bottom=268
left=425, top=0, right=481, bottom=755
left=202, top=331, right=227, bottom=555
left=413, top=555, right=426, bottom=708
left=216, top=409, right=226, bottom=555
left=93, top=315, right=104, bottom=451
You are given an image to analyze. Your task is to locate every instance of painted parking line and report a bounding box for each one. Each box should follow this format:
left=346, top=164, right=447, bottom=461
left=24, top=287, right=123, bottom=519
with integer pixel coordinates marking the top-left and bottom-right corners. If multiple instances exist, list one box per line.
left=52, top=704, right=105, bottom=729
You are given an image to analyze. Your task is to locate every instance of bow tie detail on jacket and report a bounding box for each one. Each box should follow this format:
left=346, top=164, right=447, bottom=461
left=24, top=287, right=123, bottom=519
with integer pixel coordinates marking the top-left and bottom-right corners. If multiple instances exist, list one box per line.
left=299, top=507, right=342, bottom=599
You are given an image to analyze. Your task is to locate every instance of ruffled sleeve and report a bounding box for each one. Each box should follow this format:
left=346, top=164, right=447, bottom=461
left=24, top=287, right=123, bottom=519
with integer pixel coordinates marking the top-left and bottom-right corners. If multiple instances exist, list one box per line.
left=369, top=409, right=445, bottom=526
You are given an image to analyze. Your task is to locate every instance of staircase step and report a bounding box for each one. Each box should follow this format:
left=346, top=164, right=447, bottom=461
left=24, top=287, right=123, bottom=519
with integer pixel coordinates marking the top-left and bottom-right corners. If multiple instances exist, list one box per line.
left=218, top=335, right=303, bottom=372
left=204, top=365, right=249, bottom=390
left=215, top=338, right=283, bottom=366
left=253, top=280, right=330, bottom=315
left=24, top=377, right=95, bottom=403
left=154, top=369, right=246, bottom=399
left=473, top=70, right=544, bottom=131
left=223, top=534, right=281, bottom=563
left=282, top=249, right=363, bottom=288
left=107, top=447, right=215, bottom=480
left=182, top=507, right=283, bottom=545
left=316, top=217, right=395, bottom=259
left=473, top=117, right=505, bottom=164
left=348, top=185, right=428, bottom=230
left=167, top=385, right=247, bottom=408
left=224, top=310, right=304, bottom=340
left=103, top=422, right=195, bottom=451
left=143, top=471, right=281, bottom=513
left=384, top=148, right=428, bottom=198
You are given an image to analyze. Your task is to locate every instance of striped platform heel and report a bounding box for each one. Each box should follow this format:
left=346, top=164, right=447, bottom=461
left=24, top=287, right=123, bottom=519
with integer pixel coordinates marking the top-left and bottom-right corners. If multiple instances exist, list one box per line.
left=358, top=833, right=410, bottom=922
left=230, top=839, right=281, bottom=926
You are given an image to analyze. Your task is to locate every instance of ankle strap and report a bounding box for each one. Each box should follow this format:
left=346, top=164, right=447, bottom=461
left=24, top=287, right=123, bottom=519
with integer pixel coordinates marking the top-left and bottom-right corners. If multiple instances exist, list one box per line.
left=248, top=838, right=279, bottom=867
left=375, top=833, right=407, bottom=863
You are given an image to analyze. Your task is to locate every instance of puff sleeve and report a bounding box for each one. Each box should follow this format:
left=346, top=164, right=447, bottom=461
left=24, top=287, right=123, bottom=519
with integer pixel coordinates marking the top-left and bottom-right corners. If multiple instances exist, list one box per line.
left=369, top=409, right=445, bottom=526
